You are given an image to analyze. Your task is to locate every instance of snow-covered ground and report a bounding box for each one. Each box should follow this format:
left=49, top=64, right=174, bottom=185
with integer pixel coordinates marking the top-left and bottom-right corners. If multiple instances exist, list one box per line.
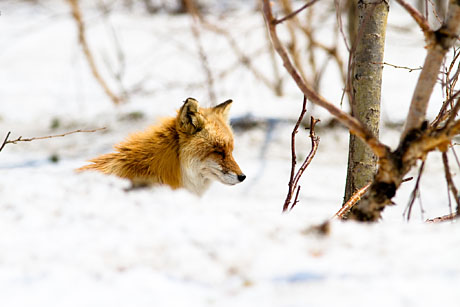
left=1, top=1, right=459, bottom=306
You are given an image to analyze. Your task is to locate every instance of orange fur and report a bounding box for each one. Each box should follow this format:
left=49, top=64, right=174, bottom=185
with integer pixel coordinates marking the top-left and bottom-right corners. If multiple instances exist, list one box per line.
left=77, top=98, right=245, bottom=195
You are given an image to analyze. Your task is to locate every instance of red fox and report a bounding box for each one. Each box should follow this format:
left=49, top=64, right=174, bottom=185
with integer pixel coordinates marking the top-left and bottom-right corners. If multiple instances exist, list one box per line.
left=77, top=98, right=246, bottom=195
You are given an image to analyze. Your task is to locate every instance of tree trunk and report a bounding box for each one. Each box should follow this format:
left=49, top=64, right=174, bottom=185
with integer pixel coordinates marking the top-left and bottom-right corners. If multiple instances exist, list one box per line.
left=343, top=0, right=389, bottom=206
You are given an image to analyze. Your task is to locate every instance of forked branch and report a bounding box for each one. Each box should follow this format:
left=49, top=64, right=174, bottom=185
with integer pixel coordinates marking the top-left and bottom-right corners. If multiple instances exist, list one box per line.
left=283, top=97, right=320, bottom=212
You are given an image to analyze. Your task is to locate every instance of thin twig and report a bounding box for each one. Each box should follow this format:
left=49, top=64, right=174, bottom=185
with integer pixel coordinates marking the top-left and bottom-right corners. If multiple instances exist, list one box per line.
left=275, top=0, right=320, bottom=24
left=292, top=116, right=320, bottom=190
left=184, top=0, right=216, bottom=104
left=373, top=61, right=422, bottom=72
left=283, top=96, right=308, bottom=212
left=334, top=182, right=371, bottom=219
left=426, top=0, right=443, bottom=25
left=404, top=161, right=425, bottom=221
left=291, top=185, right=302, bottom=211
left=68, top=0, right=122, bottom=104
left=394, top=0, right=431, bottom=34
left=444, top=97, right=460, bottom=129
left=442, top=152, right=460, bottom=214
left=283, top=97, right=321, bottom=213
left=193, top=9, right=278, bottom=95
left=334, top=176, right=414, bottom=219
left=431, top=91, right=460, bottom=128
left=0, top=131, right=11, bottom=152
left=1, top=128, right=106, bottom=149
left=334, top=0, right=350, bottom=52
left=452, top=146, right=460, bottom=169
left=288, top=116, right=320, bottom=212
left=426, top=212, right=458, bottom=223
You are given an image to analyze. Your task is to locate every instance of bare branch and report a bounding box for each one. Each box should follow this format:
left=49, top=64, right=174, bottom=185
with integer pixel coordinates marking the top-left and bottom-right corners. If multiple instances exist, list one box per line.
left=334, top=0, right=350, bottom=52
left=284, top=96, right=308, bottom=212
left=275, top=0, right=321, bottom=25
left=394, top=0, right=431, bottom=34
left=262, top=0, right=389, bottom=160
left=283, top=97, right=320, bottom=212
left=188, top=4, right=279, bottom=96
left=67, top=0, right=122, bottom=105
left=442, top=152, right=460, bottom=214
left=426, top=212, right=458, bottom=223
left=0, top=132, right=11, bottom=152
left=403, top=161, right=425, bottom=221
left=431, top=91, right=460, bottom=128
left=334, top=182, right=371, bottom=219
left=373, top=61, right=422, bottom=72
left=444, top=96, right=460, bottom=129
left=336, top=176, right=413, bottom=219
left=292, top=116, right=320, bottom=187
left=184, top=0, right=217, bottom=104
left=1, top=128, right=106, bottom=152
left=401, top=0, right=460, bottom=139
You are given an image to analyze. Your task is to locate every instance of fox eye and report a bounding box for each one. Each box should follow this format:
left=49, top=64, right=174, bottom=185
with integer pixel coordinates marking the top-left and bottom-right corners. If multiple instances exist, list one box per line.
left=213, top=150, right=225, bottom=158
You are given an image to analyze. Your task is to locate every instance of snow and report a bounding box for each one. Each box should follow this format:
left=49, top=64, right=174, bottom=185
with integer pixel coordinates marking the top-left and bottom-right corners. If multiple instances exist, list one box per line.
left=1, top=1, right=460, bottom=307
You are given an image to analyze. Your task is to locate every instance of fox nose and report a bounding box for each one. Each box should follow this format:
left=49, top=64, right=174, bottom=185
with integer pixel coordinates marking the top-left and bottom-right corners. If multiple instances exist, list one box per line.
left=237, top=174, right=246, bottom=182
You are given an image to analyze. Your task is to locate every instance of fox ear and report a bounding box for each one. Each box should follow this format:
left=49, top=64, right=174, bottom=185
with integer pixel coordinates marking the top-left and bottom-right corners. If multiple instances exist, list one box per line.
left=213, top=99, right=232, bottom=119
left=179, top=98, right=205, bottom=134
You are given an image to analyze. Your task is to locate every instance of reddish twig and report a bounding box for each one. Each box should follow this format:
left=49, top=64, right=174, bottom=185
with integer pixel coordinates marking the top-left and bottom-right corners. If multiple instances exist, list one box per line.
left=284, top=96, right=308, bottom=212
left=283, top=97, right=320, bottom=212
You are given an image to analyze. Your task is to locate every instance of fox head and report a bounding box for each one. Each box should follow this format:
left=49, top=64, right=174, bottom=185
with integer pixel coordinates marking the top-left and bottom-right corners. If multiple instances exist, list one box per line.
left=176, top=98, right=246, bottom=194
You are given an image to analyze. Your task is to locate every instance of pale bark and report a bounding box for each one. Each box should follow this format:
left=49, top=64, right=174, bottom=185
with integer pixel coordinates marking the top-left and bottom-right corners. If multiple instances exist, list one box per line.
left=344, top=0, right=388, bottom=205
left=401, top=0, right=460, bottom=139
